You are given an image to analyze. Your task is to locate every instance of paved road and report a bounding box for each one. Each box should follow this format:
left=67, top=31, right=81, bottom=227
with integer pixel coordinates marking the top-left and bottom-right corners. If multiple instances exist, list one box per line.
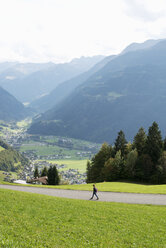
left=0, top=184, right=166, bottom=205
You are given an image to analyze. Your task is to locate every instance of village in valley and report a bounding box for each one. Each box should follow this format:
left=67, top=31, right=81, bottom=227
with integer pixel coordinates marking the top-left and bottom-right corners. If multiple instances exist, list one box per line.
left=0, top=121, right=100, bottom=185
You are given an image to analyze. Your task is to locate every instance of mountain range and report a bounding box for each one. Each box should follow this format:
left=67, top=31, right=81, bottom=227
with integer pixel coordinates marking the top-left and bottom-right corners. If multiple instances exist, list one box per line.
left=28, top=39, right=166, bottom=143
left=0, top=56, right=104, bottom=103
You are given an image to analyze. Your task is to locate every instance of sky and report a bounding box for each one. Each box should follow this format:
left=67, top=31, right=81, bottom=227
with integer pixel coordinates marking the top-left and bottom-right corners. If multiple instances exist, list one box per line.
left=0, top=0, right=166, bottom=63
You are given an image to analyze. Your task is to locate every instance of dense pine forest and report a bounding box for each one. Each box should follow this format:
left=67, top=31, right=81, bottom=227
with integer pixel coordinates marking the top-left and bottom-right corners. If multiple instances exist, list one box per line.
left=86, top=122, right=166, bottom=184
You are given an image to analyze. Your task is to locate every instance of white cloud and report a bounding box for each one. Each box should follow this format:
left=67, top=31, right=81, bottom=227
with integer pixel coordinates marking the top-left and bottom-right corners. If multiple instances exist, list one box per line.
left=0, top=0, right=166, bottom=63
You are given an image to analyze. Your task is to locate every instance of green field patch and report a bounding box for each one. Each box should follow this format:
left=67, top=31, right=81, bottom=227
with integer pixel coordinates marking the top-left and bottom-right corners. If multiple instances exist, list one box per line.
left=47, top=159, right=87, bottom=173
left=0, top=189, right=166, bottom=248
left=20, top=142, right=91, bottom=159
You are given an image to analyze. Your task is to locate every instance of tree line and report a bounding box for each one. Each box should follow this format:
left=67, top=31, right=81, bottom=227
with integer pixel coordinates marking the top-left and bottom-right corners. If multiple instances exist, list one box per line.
left=86, top=122, right=166, bottom=184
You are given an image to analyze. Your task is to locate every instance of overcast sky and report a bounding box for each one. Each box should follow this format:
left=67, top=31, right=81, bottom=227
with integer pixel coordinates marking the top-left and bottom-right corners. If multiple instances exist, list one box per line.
left=0, top=0, right=166, bottom=63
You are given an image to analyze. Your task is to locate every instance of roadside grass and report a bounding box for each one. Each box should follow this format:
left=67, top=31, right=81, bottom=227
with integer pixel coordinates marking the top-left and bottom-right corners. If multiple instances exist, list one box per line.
left=1, top=181, right=166, bottom=195
left=52, top=182, right=166, bottom=194
left=0, top=189, right=166, bottom=248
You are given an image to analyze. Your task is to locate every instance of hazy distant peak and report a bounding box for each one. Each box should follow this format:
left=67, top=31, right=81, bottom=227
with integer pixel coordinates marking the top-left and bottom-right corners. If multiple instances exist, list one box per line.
left=121, top=39, right=164, bottom=54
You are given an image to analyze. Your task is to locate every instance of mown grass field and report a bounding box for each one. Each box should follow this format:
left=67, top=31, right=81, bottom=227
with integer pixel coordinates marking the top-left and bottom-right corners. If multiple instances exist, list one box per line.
left=0, top=189, right=166, bottom=248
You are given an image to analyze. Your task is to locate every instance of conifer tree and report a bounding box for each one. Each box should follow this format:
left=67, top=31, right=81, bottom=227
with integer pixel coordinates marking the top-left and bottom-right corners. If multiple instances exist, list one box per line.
left=47, top=165, right=60, bottom=185
left=163, top=137, right=166, bottom=151
left=145, top=122, right=163, bottom=164
left=40, top=166, right=48, bottom=177
left=114, top=130, right=127, bottom=157
left=86, top=160, right=93, bottom=183
left=34, top=166, right=39, bottom=179
left=133, top=127, right=147, bottom=156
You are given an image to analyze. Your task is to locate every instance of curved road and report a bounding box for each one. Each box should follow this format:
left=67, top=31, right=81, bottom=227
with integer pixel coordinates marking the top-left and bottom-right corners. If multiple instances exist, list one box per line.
left=0, top=184, right=166, bottom=205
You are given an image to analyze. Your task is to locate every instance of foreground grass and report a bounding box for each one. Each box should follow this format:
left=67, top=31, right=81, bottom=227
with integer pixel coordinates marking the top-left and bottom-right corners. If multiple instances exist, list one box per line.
left=0, top=189, right=166, bottom=248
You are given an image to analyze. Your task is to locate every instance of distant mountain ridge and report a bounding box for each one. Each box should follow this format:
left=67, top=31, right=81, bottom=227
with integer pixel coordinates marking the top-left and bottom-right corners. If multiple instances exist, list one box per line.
left=28, top=39, right=166, bottom=143
left=0, top=56, right=104, bottom=103
left=30, top=55, right=115, bottom=112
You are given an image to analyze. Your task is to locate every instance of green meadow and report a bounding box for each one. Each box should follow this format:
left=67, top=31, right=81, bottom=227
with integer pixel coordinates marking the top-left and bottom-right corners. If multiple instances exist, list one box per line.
left=0, top=189, right=166, bottom=248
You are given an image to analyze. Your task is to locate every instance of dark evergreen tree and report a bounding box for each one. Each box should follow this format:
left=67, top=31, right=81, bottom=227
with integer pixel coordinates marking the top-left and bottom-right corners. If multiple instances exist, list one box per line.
left=135, top=154, right=154, bottom=181
left=133, top=127, right=147, bottom=156
left=163, top=137, right=166, bottom=151
left=86, top=160, right=93, bottom=183
left=40, top=166, right=48, bottom=177
left=34, top=166, right=39, bottom=178
left=114, top=130, right=127, bottom=157
left=47, top=165, right=60, bottom=185
left=145, top=122, right=163, bottom=164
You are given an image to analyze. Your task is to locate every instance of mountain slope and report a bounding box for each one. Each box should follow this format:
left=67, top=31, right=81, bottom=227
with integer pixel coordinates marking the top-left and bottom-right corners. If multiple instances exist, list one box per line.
left=28, top=39, right=166, bottom=143
left=30, top=55, right=115, bottom=112
left=0, top=86, right=30, bottom=121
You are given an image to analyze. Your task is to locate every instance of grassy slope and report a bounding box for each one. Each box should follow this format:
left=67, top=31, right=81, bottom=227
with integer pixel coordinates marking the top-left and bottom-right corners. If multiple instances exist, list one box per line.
left=0, top=189, right=166, bottom=248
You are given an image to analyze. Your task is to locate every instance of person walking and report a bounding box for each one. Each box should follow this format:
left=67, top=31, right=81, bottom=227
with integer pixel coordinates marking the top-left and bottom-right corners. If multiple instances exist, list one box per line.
left=90, top=184, right=99, bottom=200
